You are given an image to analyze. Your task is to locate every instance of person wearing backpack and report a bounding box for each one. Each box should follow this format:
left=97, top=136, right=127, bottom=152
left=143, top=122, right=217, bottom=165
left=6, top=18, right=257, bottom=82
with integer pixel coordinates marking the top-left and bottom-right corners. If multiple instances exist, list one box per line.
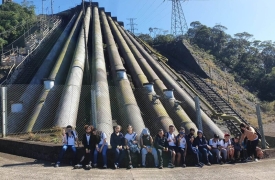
left=124, top=125, right=140, bottom=169
left=175, top=127, right=187, bottom=167
left=55, top=125, right=79, bottom=167
left=165, top=125, right=177, bottom=165
left=220, top=133, right=234, bottom=163
left=140, top=128, right=159, bottom=168
left=93, top=130, right=108, bottom=169
left=240, top=123, right=259, bottom=162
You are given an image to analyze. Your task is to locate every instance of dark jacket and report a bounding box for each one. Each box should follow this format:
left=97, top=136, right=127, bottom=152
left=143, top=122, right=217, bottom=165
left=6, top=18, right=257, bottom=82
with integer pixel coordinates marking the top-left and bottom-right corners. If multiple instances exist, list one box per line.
left=231, top=138, right=241, bottom=151
left=110, top=132, right=124, bottom=149
left=185, top=133, right=195, bottom=142
left=187, top=140, right=198, bottom=154
left=82, top=133, right=99, bottom=149
left=194, top=136, right=209, bottom=151
left=154, top=135, right=169, bottom=149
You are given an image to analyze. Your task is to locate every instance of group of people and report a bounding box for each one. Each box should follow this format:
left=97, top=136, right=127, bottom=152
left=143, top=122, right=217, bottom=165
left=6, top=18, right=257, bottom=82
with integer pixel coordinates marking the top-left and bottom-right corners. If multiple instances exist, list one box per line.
left=55, top=123, right=264, bottom=169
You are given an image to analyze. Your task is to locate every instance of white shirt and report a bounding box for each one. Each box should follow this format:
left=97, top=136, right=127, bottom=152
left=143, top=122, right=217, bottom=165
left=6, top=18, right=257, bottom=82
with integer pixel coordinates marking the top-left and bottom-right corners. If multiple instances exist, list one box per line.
left=209, top=138, right=220, bottom=148
left=125, top=132, right=137, bottom=145
left=220, top=139, right=231, bottom=148
left=99, top=132, right=108, bottom=145
left=179, top=136, right=186, bottom=148
left=86, top=134, right=90, bottom=145
left=167, top=132, right=176, bottom=146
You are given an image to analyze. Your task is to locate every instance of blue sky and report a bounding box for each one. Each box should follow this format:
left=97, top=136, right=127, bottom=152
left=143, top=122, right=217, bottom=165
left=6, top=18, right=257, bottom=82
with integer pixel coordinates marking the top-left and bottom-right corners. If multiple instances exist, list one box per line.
left=4, top=0, right=275, bottom=41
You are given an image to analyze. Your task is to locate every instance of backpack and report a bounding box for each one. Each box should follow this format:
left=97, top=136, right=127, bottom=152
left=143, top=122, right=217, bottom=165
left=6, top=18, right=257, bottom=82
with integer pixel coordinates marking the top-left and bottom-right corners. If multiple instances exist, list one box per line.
left=128, top=132, right=140, bottom=153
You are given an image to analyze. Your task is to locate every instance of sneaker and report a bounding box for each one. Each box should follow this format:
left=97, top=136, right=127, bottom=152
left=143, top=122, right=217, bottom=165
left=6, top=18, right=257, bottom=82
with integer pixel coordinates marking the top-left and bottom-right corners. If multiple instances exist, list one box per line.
left=255, top=158, right=259, bottom=162
left=168, top=163, right=174, bottom=168
left=128, top=165, right=133, bottom=169
left=182, top=164, right=186, bottom=168
left=85, top=164, right=92, bottom=169
left=74, top=164, right=82, bottom=169
left=141, top=165, right=146, bottom=168
left=199, top=162, right=204, bottom=167
left=103, top=164, right=107, bottom=169
left=195, top=163, right=202, bottom=168
left=220, top=161, right=224, bottom=165
left=114, top=163, right=119, bottom=169
left=206, top=162, right=211, bottom=166
left=93, top=164, right=97, bottom=168
left=55, top=163, right=60, bottom=168
left=159, top=166, right=163, bottom=169
left=247, top=157, right=253, bottom=161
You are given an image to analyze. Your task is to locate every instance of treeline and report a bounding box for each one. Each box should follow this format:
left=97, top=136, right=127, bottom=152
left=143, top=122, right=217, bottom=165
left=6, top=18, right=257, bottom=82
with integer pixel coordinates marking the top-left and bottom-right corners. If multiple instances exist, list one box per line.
left=138, top=22, right=275, bottom=101
left=0, top=2, right=36, bottom=48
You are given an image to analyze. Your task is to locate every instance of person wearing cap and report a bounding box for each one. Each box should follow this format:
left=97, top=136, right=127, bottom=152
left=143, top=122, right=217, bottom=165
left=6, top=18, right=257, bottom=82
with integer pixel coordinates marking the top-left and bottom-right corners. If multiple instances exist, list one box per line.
left=140, top=128, right=159, bottom=167
left=194, top=130, right=212, bottom=166
left=220, top=133, right=234, bottom=163
left=176, top=127, right=187, bottom=167
left=209, top=134, right=223, bottom=164
left=93, top=129, right=108, bottom=168
left=231, top=136, right=241, bottom=162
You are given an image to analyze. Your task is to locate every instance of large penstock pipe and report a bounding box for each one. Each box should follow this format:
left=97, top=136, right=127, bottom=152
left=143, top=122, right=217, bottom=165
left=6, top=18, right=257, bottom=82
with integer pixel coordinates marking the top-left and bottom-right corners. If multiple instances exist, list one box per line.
left=100, top=10, right=145, bottom=136
left=91, top=7, right=113, bottom=142
left=24, top=11, right=83, bottom=132
left=107, top=15, right=178, bottom=135
left=115, top=23, right=197, bottom=135
left=7, top=14, right=77, bottom=133
left=123, top=29, right=224, bottom=138
left=54, top=7, right=91, bottom=128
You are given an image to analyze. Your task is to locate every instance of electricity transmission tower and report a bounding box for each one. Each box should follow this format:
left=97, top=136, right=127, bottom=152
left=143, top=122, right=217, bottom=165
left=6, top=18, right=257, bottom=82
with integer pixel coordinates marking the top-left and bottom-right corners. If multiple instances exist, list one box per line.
left=127, top=18, right=138, bottom=34
left=168, top=0, right=188, bottom=36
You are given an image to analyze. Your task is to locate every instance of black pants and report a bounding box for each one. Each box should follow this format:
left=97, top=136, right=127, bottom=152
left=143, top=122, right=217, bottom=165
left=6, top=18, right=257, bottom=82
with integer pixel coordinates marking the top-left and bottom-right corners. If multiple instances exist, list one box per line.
left=247, top=139, right=259, bottom=158
left=126, top=149, right=140, bottom=166
left=178, top=148, right=186, bottom=164
left=79, top=148, right=94, bottom=165
left=157, top=149, right=172, bottom=166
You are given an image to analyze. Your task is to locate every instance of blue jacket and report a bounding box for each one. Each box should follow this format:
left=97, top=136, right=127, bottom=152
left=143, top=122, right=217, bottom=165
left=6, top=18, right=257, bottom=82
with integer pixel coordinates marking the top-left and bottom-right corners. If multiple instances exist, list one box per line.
left=110, top=132, right=124, bottom=149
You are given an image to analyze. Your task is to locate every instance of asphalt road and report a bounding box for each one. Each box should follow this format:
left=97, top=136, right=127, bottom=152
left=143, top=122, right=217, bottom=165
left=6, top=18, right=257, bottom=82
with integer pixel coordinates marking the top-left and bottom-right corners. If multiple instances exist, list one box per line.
left=0, top=152, right=274, bottom=180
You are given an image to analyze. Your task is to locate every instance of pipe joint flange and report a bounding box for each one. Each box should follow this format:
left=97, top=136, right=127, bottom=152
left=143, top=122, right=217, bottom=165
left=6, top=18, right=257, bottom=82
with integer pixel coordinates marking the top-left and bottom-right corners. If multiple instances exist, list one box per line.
left=116, top=69, right=127, bottom=80
left=43, top=78, right=55, bottom=90
left=143, top=83, right=155, bottom=93
left=163, top=89, right=175, bottom=99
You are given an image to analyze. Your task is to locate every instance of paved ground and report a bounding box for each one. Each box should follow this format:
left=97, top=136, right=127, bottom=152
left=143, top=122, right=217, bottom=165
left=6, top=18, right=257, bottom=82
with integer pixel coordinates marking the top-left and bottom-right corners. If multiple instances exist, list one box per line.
left=0, top=152, right=275, bottom=180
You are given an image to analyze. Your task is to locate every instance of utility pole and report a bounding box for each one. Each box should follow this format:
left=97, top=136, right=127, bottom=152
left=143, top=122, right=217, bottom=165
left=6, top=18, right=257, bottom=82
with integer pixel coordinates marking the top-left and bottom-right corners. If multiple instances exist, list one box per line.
left=51, top=0, right=53, bottom=16
left=42, top=0, right=46, bottom=16
left=168, top=0, right=188, bottom=36
left=127, top=18, right=138, bottom=34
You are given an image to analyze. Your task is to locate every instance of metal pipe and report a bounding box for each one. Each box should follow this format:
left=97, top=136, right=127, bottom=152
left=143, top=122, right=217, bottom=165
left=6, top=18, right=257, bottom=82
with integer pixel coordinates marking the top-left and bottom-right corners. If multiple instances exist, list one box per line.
left=116, top=23, right=198, bottom=134
left=123, top=28, right=224, bottom=139
left=107, top=15, right=178, bottom=135
left=1, top=87, right=7, bottom=137
left=7, top=14, right=78, bottom=133
left=91, top=7, right=113, bottom=143
left=54, top=7, right=91, bottom=128
left=24, top=11, right=83, bottom=132
left=100, top=10, right=145, bottom=136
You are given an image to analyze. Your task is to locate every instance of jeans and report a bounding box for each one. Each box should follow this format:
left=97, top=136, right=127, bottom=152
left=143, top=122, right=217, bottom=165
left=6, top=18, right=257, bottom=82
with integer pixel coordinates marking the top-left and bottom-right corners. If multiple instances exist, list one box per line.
left=211, top=148, right=221, bottom=163
left=113, top=148, right=125, bottom=166
left=199, top=148, right=212, bottom=164
left=157, top=148, right=172, bottom=166
left=221, top=148, right=227, bottom=161
left=126, top=149, right=140, bottom=166
left=247, top=139, right=259, bottom=158
left=57, top=145, right=77, bottom=165
left=141, top=146, right=158, bottom=167
left=94, top=144, right=108, bottom=165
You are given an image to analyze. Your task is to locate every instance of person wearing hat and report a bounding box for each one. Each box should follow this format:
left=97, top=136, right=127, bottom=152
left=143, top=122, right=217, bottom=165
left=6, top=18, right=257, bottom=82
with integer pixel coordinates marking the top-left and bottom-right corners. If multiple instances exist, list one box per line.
left=140, top=128, right=159, bottom=167
left=209, top=134, right=223, bottom=164
left=194, top=130, right=212, bottom=166
left=176, top=127, right=187, bottom=167
left=220, top=133, right=234, bottom=163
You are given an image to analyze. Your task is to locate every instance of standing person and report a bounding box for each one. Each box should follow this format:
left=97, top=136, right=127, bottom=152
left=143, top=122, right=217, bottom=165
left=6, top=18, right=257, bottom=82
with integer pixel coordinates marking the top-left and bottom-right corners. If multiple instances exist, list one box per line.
left=240, top=123, right=259, bottom=162
left=110, top=125, right=125, bottom=169
left=93, top=130, right=108, bottom=168
left=75, top=125, right=94, bottom=169
left=186, top=135, right=204, bottom=167
left=140, top=128, right=159, bottom=168
left=55, top=125, right=79, bottom=167
left=231, top=136, right=242, bottom=162
left=124, top=125, right=140, bottom=169
left=155, top=129, right=174, bottom=169
left=220, top=133, right=234, bottom=163
left=209, top=134, right=222, bottom=164
left=194, top=130, right=212, bottom=166
left=165, top=125, right=177, bottom=165
left=176, top=127, right=187, bottom=167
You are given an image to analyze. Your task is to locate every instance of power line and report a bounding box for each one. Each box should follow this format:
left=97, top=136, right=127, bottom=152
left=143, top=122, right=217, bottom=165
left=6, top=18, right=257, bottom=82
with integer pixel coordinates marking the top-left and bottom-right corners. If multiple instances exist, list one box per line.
left=127, top=18, right=138, bottom=34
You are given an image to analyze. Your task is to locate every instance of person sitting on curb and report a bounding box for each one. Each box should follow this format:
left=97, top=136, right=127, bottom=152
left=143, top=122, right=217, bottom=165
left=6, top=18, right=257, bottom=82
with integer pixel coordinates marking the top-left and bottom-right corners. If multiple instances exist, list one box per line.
left=110, top=125, right=125, bottom=169
left=186, top=135, right=204, bottom=167
left=55, top=125, right=79, bottom=167
left=220, top=133, right=234, bottom=163
left=165, top=125, right=177, bottom=165
left=194, top=130, right=212, bottom=166
left=93, top=130, right=108, bottom=169
left=209, top=134, right=222, bottom=164
left=124, top=125, right=141, bottom=169
left=155, top=129, right=174, bottom=169
left=231, top=136, right=242, bottom=162
left=140, top=128, right=159, bottom=168
left=75, top=125, right=95, bottom=169
left=176, top=127, right=187, bottom=167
